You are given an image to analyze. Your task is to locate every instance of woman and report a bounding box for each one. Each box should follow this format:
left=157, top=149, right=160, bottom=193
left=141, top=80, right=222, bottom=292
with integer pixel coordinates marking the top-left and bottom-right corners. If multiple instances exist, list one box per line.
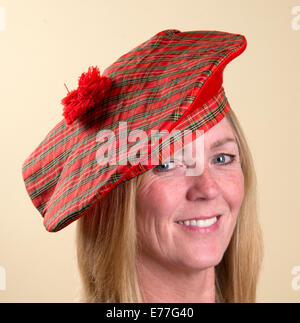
left=76, top=108, right=263, bottom=303
left=22, top=29, right=263, bottom=302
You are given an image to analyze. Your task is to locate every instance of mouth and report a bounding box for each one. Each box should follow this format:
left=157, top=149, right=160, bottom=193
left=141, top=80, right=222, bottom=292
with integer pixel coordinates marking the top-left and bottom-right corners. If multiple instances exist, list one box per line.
left=174, top=215, right=222, bottom=229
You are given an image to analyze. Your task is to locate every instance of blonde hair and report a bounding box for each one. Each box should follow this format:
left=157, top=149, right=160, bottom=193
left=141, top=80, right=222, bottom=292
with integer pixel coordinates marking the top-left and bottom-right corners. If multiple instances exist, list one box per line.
left=76, top=108, right=263, bottom=303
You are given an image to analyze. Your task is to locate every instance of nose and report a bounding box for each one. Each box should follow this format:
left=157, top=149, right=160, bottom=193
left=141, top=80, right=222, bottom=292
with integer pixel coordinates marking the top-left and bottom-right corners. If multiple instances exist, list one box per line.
left=186, top=164, right=221, bottom=201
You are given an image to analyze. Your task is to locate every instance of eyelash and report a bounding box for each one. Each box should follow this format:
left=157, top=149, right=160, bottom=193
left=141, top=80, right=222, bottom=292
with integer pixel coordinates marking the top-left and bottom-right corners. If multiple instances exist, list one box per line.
left=155, top=153, right=237, bottom=172
left=213, top=153, right=237, bottom=165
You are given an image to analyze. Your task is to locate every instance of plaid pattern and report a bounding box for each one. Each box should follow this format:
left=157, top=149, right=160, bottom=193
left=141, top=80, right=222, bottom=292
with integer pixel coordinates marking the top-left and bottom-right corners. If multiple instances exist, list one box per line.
left=21, top=29, right=246, bottom=232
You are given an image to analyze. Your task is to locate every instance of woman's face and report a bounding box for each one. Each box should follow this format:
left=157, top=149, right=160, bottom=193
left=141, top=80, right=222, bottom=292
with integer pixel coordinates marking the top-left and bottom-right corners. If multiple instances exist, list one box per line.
left=136, top=116, right=244, bottom=271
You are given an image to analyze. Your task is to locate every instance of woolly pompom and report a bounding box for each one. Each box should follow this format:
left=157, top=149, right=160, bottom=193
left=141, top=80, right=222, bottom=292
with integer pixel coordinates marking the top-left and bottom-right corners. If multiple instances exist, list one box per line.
left=61, top=66, right=112, bottom=125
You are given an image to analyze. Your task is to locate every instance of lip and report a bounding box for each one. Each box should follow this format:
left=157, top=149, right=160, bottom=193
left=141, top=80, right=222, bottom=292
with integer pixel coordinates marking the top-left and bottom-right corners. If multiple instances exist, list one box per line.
left=174, top=214, right=221, bottom=222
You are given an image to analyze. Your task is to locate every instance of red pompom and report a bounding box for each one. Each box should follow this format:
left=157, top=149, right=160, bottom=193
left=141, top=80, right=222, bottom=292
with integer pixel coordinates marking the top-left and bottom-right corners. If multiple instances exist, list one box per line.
left=61, top=66, right=112, bottom=125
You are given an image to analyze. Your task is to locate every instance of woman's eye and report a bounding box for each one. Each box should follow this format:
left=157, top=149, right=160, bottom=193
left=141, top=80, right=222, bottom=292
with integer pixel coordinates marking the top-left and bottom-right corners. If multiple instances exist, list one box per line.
left=154, top=154, right=237, bottom=172
left=213, top=153, right=236, bottom=165
left=154, top=161, right=176, bottom=172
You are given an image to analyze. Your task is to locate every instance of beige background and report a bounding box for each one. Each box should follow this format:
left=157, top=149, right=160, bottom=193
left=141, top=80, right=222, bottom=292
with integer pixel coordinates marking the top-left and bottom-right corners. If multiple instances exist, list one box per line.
left=0, top=0, right=299, bottom=302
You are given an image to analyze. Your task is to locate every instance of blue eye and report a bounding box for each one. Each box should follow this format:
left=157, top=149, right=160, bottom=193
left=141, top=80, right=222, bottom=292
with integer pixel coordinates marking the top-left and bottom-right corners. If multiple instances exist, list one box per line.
left=213, top=154, right=236, bottom=165
left=154, top=154, right=237, bottom=172
left=154, top=161, right=176, bottom=172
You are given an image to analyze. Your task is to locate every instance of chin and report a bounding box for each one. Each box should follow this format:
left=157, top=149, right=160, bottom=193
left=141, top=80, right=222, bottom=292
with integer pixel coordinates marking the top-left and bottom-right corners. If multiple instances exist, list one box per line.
left=180, top=247, right=225, bottom=271
left=197, top=254, right=224, bottom=270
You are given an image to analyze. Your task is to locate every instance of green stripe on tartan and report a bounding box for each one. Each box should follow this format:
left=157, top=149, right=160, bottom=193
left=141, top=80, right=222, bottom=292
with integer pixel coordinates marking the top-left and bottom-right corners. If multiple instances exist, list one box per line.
left=170, top=112, right=183, bottom=121
left=104, top=54, right=226, bottom=70
left=120, top=42, right=237, bottom=59
left=103, top=68, right=210, bottom=104
left=107, top=57, right=216, bottom=77
left=24, top=146, right=72, bottom=186
left=112, top=44, right=240, bottom=64
left=45, top=166, right=121, bottom=228
left=105, top=48, right=233, bottom=74
left=22, top=121, right=67, bottom=171
left=107, top=57, right=219, bottom=78
left=182, top=98, right=228, bottom=132
left=143, top=39, right=244, bottom=49
left=37, top=203, right=46, bottom=213
left=122, top=44, right=241, bottom=60
left=45, top=95, right=228, bottom=228
left=118, top=35, right=243, bottom=61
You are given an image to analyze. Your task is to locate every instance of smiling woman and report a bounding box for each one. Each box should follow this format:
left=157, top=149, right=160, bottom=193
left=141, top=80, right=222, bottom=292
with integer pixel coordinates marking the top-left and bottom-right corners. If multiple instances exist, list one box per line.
left=21, top=29, right=263, bottom=303
left=76, top=108, right=263, bottom=303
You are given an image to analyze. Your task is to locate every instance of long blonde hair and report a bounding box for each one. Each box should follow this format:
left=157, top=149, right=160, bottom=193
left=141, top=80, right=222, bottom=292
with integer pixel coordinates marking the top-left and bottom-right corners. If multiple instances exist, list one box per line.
left=76, top=108, right=264, bottom=303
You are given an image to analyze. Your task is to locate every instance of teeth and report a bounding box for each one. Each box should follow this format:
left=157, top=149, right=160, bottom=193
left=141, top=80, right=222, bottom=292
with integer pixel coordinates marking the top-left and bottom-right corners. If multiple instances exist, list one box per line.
left=178, top=217, right=217, bottom=228
left=190, top=220, right=197, bottom=226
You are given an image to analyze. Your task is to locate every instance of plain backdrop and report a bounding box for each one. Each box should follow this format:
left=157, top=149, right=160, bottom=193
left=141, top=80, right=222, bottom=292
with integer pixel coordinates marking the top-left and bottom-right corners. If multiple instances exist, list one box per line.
left=0, top=0, right=299, bottom=302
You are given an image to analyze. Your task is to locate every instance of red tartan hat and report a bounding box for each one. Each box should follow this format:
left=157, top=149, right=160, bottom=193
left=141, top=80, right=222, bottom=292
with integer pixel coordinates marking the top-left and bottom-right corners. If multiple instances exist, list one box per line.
left=21, top=29, right=247, bottom=232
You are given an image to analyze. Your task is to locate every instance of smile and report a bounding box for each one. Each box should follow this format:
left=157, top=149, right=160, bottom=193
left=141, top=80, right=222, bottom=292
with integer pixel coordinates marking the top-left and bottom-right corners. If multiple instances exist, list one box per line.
left=175, top=215, right=221, bottom=229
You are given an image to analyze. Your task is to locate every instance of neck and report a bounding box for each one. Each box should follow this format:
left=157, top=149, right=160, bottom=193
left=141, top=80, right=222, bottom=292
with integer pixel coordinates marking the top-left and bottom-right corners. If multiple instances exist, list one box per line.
left=137, top=253, right=215, bottom=303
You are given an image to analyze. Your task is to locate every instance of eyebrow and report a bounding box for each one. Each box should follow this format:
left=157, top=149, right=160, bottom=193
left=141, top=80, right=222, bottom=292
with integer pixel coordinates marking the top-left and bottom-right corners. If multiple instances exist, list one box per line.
left=210, top=137, right=238, bottom=150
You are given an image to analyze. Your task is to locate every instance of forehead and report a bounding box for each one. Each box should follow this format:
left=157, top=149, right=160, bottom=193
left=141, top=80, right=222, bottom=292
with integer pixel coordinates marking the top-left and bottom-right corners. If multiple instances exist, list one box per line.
left=204, top=117, right=236, bottom=147
left=173, top=117, right=237, bottom=157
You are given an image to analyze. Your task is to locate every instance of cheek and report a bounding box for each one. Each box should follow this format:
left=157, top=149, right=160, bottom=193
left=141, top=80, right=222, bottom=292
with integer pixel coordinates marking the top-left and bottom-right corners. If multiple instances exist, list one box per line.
left=137, top=176, right=184, bottom=219
left=221, top=169, right=244, bottom=216
left=216, top=169, right=244, bottom=253
left=136, top=177, right=185, bottom=251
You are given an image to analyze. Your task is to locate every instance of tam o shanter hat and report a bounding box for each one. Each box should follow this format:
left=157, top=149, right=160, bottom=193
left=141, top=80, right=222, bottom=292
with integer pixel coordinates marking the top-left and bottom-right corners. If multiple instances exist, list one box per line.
left=21, top=29, right=247, bottom=232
